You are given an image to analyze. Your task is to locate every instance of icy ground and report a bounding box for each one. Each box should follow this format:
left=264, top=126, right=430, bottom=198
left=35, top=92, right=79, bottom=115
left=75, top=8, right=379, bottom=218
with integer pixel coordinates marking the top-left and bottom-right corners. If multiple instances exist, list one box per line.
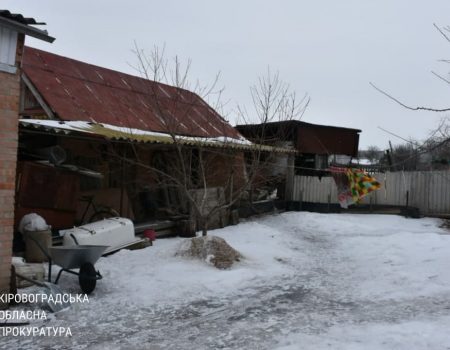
left=3, top=212, right=450, bottom=349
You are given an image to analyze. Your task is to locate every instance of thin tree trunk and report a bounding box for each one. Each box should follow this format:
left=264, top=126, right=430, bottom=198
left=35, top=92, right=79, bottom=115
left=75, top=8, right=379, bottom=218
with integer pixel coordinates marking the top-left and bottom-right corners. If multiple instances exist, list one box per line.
left=201, top=218, right=208, bottom=236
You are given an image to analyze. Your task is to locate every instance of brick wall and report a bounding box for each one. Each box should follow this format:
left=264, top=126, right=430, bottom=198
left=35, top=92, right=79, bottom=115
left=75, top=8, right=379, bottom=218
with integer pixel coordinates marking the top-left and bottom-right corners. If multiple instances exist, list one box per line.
left=0, top=33, right=24, bottom=308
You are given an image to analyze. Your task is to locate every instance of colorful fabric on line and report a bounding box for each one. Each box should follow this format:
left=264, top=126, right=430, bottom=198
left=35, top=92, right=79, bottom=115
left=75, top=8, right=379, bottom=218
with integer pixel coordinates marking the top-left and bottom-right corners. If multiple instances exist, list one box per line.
left=330, top=166, right=354, bottom=208
left=330, top=166, right=381, bottom=208
left=346, top=168, right=381, bottom=204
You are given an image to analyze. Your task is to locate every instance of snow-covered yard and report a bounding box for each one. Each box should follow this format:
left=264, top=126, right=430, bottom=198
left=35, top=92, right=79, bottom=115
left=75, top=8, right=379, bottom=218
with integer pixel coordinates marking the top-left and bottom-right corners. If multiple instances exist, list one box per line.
left=3, top=212, right=450, bottom=349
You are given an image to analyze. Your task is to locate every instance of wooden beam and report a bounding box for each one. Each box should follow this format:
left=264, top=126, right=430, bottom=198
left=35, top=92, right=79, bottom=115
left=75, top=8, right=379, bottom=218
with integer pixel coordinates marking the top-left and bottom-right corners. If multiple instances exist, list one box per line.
left=21, top=73, right=55, bottom=119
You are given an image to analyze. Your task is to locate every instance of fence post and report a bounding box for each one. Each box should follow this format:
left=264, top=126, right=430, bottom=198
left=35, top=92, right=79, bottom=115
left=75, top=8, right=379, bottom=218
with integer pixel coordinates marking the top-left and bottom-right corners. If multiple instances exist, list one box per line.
left=299, top=190, right=303, bottom=211
left=285, top=155, right=295, bottom=201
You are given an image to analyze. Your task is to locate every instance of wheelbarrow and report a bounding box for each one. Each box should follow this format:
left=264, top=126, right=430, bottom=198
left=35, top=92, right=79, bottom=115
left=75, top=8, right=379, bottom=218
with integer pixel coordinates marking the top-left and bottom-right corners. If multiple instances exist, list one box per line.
left=26, top=234, right=107, bottom=294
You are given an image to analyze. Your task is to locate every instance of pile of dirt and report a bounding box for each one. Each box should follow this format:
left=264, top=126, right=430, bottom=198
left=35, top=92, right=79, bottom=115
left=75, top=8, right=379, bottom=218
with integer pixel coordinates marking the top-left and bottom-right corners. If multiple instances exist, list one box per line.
left=176, top=235, right=242, bottom=269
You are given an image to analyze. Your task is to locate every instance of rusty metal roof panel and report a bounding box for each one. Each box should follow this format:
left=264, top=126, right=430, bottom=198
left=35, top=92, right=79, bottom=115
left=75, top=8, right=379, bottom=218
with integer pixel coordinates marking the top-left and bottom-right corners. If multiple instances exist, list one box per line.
left=22, top=46, right=242, bottom=140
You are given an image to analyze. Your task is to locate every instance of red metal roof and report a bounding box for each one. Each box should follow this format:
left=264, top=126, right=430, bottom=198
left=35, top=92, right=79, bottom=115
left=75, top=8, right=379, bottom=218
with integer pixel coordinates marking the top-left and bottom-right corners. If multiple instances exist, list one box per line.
left=22, top=46, right=242, bottom=139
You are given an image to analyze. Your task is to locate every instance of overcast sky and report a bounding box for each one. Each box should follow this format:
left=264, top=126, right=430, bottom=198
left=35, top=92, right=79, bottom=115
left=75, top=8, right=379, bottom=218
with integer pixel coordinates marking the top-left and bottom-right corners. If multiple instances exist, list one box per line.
left=5, top=0, right=450, bottom=148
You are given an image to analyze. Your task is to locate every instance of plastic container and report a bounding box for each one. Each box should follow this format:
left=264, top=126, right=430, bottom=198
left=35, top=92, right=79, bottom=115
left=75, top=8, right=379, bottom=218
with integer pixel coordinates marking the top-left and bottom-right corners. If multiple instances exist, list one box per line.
left=61, top=217, right=136, bottom=254
left=23, top=229, right=52, bottom=263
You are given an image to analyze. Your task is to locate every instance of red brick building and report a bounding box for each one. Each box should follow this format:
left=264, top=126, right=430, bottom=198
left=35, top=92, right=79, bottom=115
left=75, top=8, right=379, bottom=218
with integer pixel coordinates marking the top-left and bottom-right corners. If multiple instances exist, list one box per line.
left=0, top=10, right=53, bottom=308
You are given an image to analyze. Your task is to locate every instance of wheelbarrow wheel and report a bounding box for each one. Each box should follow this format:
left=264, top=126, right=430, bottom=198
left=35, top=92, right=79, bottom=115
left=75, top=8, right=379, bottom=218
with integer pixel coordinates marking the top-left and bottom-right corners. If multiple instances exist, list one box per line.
left=79, top=263, right=97, bottom=294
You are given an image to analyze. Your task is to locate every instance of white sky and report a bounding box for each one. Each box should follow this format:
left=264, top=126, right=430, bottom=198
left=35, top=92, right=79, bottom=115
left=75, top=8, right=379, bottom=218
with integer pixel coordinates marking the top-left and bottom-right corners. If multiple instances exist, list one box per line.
left=5, top=0, right=450, bottom=149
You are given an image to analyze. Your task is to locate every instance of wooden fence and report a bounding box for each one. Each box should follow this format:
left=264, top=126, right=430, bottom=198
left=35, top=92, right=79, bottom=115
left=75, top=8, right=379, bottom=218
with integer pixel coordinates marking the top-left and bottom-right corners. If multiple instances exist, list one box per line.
left=291, top=170, right=450, bottom=215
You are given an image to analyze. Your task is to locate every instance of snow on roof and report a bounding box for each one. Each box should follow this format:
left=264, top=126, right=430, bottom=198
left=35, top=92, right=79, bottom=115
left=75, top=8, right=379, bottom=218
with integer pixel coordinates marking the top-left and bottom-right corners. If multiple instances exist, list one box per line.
left=20, top=119, right=294, bottom=153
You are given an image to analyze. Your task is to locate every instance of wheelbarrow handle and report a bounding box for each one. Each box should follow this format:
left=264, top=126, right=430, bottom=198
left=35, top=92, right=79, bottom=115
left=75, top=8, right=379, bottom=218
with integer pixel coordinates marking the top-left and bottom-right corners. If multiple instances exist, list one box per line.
left=70, top=233, right=80, bottom=245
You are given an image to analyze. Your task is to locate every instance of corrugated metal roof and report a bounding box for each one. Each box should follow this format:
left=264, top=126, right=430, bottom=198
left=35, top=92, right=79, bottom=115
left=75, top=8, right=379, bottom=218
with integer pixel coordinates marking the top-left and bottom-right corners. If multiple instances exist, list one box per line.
left=236, top=120, right=361, bottom=157
left=19, top=119, right=295, bottom=153
left=22, top=46, right=243, bottom=140
left=236, top=120, right=361, bottom=135
left=0, top=10, right=45, bottom=25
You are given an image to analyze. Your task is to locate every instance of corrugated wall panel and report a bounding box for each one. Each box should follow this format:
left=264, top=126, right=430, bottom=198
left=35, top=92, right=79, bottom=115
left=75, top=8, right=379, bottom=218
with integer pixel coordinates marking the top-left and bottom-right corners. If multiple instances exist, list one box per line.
left=292, top=170, right=450, bottom=215
left=443, top=172, right=450, bottom=213
left=0, top=26, right=18, bottom=65
left=430, top=172, right=438, bottom=213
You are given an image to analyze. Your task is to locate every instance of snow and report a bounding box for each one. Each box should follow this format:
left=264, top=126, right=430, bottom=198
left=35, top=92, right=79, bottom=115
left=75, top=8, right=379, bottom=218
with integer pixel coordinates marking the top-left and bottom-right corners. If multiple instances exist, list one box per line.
left=95, top=220, right=299, bottom=306
left=277, top=317, right=450, bottom=350
left=19, top=119, right=251, bottom=146
left=18, top=213, right=49, bottom=233
left=352, top=157, right=375, bottom=166
left=4, top=212, right=450, bottom=349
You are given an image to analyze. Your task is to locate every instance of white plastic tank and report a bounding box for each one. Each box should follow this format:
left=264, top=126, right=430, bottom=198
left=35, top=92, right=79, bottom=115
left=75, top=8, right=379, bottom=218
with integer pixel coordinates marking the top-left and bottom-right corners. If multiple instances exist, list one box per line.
left=61, top=217, right=135, bottom=254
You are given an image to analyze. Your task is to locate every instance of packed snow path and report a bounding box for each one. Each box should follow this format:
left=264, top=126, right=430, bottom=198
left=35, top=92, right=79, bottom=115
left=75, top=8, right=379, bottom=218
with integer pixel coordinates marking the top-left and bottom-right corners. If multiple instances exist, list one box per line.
left=3, top=212, right=450, bottom=349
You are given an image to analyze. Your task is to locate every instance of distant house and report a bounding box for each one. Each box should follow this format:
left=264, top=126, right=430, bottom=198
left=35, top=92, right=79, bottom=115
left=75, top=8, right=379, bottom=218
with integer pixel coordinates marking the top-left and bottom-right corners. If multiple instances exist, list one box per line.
left=236, top=120, right=361, bottom=174
left=17, top=47, right=257, bottom=231
left=234, top=120, right=361, bottom=202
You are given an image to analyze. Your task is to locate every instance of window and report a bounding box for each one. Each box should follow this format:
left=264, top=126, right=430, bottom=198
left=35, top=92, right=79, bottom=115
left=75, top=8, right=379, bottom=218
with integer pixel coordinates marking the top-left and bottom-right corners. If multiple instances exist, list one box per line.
left=0, top=26, right=18, bottom=74
left=295, top=153, right=329, bottom=175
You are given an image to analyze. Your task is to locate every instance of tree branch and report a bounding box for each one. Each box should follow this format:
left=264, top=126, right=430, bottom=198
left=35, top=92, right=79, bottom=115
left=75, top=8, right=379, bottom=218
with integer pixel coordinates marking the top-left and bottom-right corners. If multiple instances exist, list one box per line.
left=369, top=82, right=450, bottom=112
left=434, top=23, right=450, bottom=43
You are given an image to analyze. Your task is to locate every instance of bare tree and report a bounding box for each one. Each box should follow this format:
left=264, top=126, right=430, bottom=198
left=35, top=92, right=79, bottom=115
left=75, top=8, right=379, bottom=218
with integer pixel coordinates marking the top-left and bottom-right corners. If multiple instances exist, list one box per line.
left=238, top=67, right=309, bottom=126
left=417, top=116, right=450, bottom=169
left=370, top=24, right=450, bottom=113
left=106, top=45, right=308, bottom=236
left=236, top=68, right=310, bottom=201
left=360, top=145, right=382, bottom=163
left=371, top=23, right=450, bottom=168
left=392, top=143, right=419, bottom=171
left=377, top=119, right=450, bottom=170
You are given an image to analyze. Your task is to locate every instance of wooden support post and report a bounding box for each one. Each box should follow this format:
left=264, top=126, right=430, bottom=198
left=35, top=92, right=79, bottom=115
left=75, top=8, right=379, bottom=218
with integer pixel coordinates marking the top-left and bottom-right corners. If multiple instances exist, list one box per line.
left=299, top=190, right=303, bottom=211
